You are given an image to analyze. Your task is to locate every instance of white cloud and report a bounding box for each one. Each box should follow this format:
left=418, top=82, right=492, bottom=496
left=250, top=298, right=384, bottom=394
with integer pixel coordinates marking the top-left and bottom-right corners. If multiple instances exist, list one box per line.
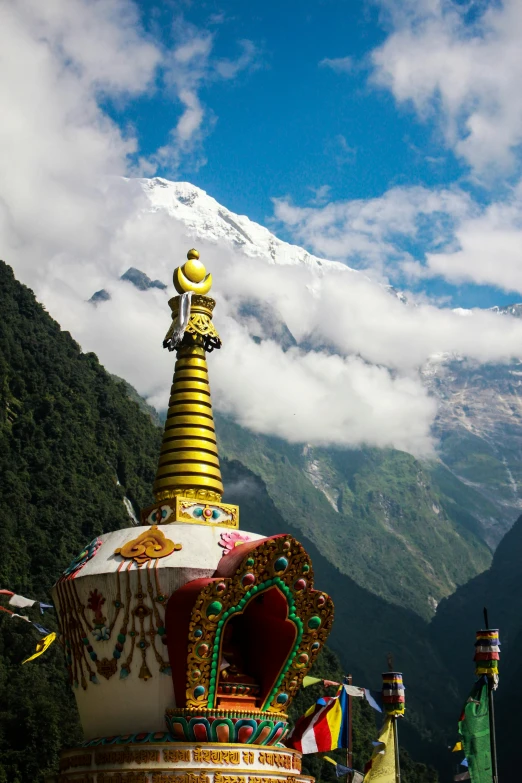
left=319, top=56, right=354, bottom=73
left=211, top=320, right=438, bottom=455
left=218, top=255, right=522, bottom=371
left=274, top=175, right=522, bottom=297
left=273, top=185, right=471, bottom=274
left=404, top=184, right=522, bottom=293
left=215, top=39, right=259, bottom=80
left=371, top=0, right=522, bottom=174
left=308, top=185, right=331, bottom=205
left=0, top=0, right=155, bottom=289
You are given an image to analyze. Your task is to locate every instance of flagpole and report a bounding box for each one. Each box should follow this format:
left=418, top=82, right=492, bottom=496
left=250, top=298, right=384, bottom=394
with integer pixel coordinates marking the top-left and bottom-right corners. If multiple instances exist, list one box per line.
left=346, top=673, right=353, bottom=783
left=483, top=607, right=499, bottom=783
left=385, top=656, right=401, bottom=783
left=393, top=716, right=401, bottom=783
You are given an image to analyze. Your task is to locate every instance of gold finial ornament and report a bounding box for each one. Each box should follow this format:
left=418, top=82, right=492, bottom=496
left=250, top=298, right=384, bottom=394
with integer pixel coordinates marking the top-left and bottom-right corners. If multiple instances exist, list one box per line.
left=148, top=248, right=239, bottom=528
left=174, top=249, right=213, bottom=295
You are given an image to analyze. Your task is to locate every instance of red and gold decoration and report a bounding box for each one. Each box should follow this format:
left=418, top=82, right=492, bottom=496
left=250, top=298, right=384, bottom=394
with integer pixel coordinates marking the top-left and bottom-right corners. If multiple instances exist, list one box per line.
left=166, top=533, right=333, bottom=720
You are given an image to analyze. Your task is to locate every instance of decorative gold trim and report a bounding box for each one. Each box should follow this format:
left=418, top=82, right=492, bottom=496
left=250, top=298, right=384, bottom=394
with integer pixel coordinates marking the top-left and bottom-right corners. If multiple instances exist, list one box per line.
left=65, top=742, right=302, bottom=753
left=154, top=488, right=222, bottom=503
left=176, top=497, right=239, bottom=528
left=114, top=526, right=181, bottom=565
left=166, top=707, right=288, bottom=720
left=141, top=499, right=239, bottom=529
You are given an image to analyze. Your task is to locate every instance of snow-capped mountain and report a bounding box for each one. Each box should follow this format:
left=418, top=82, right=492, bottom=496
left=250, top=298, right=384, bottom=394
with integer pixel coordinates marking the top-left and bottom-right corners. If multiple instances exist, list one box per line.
left=140, top=178, right=347, bottom=272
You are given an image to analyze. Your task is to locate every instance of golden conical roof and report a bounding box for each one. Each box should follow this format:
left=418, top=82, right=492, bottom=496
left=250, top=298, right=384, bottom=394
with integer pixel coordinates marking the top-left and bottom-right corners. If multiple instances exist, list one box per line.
left=154, top=250, right=223, bottom=503
left=141, top=250, right=238, bottom=529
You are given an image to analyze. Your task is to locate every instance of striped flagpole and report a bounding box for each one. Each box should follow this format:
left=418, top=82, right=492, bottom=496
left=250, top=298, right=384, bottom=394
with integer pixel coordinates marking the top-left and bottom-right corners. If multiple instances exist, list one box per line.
left=382, top=662, right=405, bottom=783
left=345, top=674, right=353, bottom=782
left=479, top=607, right=499, bottom=783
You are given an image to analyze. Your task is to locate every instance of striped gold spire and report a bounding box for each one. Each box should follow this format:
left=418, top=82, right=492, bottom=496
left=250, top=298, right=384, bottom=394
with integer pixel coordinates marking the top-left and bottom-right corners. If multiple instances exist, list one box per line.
left=153, top=250, right=223, bottom=503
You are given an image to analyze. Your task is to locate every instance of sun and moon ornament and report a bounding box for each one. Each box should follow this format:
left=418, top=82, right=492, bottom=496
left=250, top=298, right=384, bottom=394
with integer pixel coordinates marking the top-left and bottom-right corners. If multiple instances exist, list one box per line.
left=173, top=248, right=213, bottom=295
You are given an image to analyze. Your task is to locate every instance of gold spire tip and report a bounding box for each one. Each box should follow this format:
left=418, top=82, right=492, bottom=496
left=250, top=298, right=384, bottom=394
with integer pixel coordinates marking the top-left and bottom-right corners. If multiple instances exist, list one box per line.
left=174, top=248, right=213, bottom=295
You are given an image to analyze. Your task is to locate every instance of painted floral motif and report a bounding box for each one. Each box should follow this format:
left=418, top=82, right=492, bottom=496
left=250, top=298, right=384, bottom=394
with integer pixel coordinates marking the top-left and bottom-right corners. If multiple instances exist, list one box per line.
left=218, top=531, right=252, bottom=555
left=88, top=589, right=110, bottom=642
left=62, top=537, right=102, bottom=578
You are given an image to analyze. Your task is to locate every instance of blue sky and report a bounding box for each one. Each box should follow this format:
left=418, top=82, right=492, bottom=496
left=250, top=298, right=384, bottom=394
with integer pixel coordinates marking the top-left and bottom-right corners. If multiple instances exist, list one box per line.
left=129, top=0, right=462, bottom=214
left=95, top=0, right=522, bottom=308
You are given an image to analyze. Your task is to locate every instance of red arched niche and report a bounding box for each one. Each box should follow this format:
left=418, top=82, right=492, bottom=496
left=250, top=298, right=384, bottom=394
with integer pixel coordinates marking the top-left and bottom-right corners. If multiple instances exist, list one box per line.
left=216, top=584, right=298, bottom=709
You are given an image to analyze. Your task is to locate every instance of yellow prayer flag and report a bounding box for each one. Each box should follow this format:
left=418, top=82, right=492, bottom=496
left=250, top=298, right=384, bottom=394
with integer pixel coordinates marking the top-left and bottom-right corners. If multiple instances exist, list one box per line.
left=22, top=632, right=56, bottom=664
left=324, top=757, right=338, bottom=766
left=303, top=676, right=322, bottom=688
left=452, top=741, right=463, bottom=753
left=363, top=717, right=396, bottom=783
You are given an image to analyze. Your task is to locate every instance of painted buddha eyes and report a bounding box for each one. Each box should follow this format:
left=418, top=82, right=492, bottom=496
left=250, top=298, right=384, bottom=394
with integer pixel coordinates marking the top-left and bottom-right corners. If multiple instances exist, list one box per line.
left=187, top=504, right=233, bottom=524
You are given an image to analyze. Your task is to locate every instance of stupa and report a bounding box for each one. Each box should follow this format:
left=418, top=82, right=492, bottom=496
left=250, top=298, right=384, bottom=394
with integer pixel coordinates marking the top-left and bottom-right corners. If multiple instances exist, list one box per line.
left=49, top=250, right=335, bottom=783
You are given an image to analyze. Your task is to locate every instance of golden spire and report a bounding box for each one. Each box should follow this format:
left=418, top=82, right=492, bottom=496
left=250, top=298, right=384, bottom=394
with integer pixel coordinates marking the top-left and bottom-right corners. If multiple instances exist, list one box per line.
left=153, top=249, right=224, bottom=503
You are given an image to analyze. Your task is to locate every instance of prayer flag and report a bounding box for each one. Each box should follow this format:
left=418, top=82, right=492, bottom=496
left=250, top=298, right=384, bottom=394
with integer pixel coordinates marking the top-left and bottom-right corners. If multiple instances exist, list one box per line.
left=303, top=676, right=322, bottom=688
left=324, top=755, right=364, bottom=780
left=22, top=632, right=56, bottom=664
left=458, top=677, right=492, bottom=783
left=364, top=688, right=383, bottom=713
left=363, top=717, right=396, bottom=783
left=286, top=686, right=349, bottom=753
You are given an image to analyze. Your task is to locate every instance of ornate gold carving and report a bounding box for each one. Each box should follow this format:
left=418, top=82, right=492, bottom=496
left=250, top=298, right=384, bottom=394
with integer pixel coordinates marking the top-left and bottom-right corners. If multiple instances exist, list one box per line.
left=186, top=311, right=221, bottom=342
left=94, top=748, right=160, bottom=765
left=177, top=497, right=239, bottom=529
left=114, top=526, right=181, bottom=566
left=193, top=748, right=241, bottom=765
left=164, top=748, right=191, bottom=763
left=153, top=488, right=222, bottom=504
left=184, top=535, right=334, bottom=713
left=150, top=776, right=209, bottom=783
left=141, top=498, right=238, bottom=528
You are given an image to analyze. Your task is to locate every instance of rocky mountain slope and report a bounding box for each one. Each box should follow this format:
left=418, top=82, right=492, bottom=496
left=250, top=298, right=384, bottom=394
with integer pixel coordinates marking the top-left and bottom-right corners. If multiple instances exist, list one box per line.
left=424, top=355, right=522, bottom=545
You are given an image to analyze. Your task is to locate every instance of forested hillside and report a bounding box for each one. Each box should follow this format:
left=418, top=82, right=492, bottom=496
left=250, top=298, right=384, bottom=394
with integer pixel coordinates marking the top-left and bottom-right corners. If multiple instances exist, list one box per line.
left=0, top=261, right=161, bottom=781
left=0, top=261, right=436, bottom=781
